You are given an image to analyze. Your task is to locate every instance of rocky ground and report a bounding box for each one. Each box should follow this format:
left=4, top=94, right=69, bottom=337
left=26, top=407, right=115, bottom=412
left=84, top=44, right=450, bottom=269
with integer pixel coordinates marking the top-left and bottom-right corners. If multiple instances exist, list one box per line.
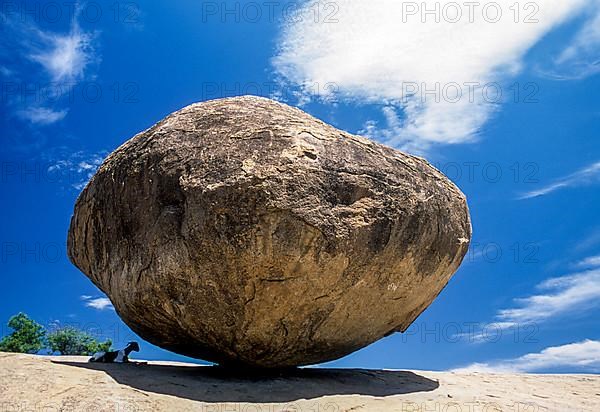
left=1, top=352, right=598, bottom=411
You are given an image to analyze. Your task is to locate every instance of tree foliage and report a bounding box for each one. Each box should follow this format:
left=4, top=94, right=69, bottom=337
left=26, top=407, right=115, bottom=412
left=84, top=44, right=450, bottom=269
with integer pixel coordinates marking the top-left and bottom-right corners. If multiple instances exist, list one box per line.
left=0, top=313, right=113, bottom=356
left=47, top=326, right=112, bottom=356
left=0, top=313, right=46, bottom=353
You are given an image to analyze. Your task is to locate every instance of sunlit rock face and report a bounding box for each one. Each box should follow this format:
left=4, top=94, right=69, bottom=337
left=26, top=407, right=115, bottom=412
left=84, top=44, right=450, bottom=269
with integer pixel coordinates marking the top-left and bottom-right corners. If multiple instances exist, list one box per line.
left=68, top=96, right=471, bottom=368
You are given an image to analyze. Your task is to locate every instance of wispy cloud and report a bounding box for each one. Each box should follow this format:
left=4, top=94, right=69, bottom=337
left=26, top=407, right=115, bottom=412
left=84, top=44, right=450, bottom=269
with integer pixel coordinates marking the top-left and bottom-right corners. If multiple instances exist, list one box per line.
left=17, top=107, right=68, bottom=125
left=458, top=260, right=600, bottom=343
left=0, top=65, right=13, bottom=77
left=540, top=7, right=600, bottom=80
left=27, top=18, right=96, bottom=83
left=81, top=295, right=114, bottom=311
left=2, top=8, right=99, bottom=125
left=518, top=161, right=600, bottom=199
left=273, top=0, right=597, bottom=152
left=453, top=339, right=600, bottom=373
left=46, top=150, right=106, bottom=190
left=496, top=269, right=600, bottom=325
left=574, top=255, right=600, bottom=268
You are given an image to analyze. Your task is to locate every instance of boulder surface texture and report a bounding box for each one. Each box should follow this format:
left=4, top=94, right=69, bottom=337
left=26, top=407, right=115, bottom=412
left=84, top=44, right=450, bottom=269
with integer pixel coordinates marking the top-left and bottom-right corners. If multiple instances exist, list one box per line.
left=68, top=96, right=471, bottom=368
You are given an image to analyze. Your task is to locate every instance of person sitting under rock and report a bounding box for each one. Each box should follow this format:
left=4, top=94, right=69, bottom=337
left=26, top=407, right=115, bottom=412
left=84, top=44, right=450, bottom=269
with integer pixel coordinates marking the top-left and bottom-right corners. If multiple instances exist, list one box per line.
left=89, top=341, right=140, bottom=363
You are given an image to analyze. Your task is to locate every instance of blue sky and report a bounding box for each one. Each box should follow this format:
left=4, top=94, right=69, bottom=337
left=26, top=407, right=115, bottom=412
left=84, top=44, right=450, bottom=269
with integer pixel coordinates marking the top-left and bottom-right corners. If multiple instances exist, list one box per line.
left=1, top=0, right=599, bottom=373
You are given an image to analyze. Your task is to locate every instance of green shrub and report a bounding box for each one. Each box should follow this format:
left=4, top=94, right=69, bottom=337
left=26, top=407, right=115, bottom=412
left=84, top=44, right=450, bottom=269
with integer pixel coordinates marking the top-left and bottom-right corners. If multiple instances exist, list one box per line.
left=47, top=326, right=112, bottom=356
left=0, top=313, right=46, bottom=354
left=0, top=313, right=113, bottom=356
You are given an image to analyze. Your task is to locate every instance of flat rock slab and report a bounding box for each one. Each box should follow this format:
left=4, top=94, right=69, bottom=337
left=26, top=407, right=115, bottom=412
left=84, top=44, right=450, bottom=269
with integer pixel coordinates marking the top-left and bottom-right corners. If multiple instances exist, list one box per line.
left=68, top=96, right=471, bottom=367
left=2, top=353, right=599, bottom=411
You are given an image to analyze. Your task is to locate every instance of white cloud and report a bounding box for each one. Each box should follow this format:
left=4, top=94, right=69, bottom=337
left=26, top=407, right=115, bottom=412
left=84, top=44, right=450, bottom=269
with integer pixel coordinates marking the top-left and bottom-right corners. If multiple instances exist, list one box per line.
left=2, top=10, right=98, bottom=126
left=575, top=255, right=600, bottom=268
left=457, top=263, right=600, bottom=343
left=454, top=339, right=600, bottom=373
left=0, top=66, right=13, bottom=77
left=17, top=107, right=68, bottom=125
left=273, top=0, right=596, bottom=152
left=496, top=269, right=600, bottom=326
left=28, top=19, right=96, bottom=83
left=46, top=150, right=106, bottom=191
left=518, top=161, right=600, bottom=199
left=542, top=7, right=600, bottom=80
left=81, top=295, right=114, bottom=311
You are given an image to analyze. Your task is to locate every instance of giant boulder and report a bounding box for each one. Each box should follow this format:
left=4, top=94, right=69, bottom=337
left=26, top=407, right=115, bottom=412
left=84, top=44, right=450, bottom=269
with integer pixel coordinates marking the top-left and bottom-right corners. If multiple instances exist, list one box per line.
left=67, top=96, right=471, bottom=368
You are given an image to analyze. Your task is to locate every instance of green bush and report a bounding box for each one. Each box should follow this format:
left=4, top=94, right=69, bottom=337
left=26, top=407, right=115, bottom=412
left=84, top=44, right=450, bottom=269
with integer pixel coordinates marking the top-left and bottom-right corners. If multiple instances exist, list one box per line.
left=0, top=313, right=114, bottom=356
left=0, top=313, right=46, bottom=354
left=47, top=326, right=112, bottom=356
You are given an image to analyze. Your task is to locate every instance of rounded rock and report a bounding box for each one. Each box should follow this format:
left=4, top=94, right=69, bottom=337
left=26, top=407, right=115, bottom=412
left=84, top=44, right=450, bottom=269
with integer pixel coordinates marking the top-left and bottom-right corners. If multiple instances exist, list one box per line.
left=67, top=96, right=471, bottom=368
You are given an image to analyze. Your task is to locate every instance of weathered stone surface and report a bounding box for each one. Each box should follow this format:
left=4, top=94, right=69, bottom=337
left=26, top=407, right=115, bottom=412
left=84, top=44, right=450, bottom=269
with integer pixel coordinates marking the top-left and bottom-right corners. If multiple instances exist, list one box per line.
left=67, top=96, right=471, bottom=368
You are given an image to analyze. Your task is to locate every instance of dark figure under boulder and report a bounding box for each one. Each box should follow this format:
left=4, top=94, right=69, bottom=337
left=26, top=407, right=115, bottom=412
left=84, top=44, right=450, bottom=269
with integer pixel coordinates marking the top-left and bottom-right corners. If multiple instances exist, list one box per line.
left=89, top=341, right=140, bottom=363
